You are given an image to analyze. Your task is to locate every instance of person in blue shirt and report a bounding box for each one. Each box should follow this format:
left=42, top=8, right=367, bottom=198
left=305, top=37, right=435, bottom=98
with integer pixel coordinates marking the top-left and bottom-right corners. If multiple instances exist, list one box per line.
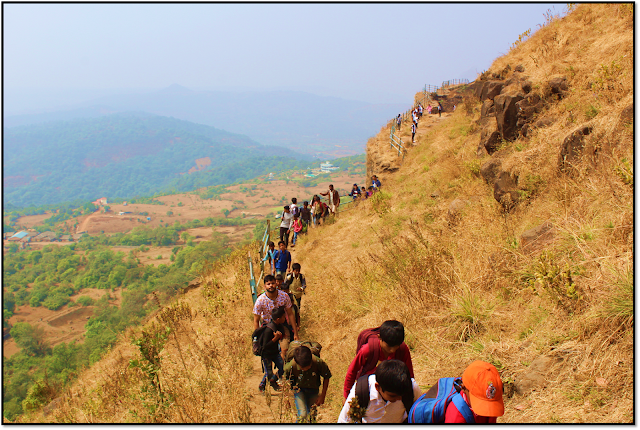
left=273, top=240, right=292, bottom=275
left=262, top=241, right=277, bottom=275
left=349, top=184, right=360, bottom=200
left=371, top=175, right=382, bottom=190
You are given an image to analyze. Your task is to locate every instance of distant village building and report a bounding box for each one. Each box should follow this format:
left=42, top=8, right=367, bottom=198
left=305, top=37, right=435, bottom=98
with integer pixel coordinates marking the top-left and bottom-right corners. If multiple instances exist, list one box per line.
left=320, top=161, right=340, bottom=173
left=92, top=197, right=108, bottom=206
left=34, top=231, right=57, bottom=241
left=8, top=231, right=28, bottom=242
left=60, top=235, right=72, bottom=242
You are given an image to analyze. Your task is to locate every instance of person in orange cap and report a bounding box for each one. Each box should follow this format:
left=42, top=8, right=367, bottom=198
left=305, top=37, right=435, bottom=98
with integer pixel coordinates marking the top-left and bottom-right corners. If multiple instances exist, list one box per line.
left=444, top=360, right=504, bottom=423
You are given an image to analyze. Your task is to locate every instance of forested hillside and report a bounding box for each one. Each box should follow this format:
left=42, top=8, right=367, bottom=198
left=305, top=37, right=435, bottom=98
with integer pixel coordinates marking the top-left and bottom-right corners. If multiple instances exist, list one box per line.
left=3, top=113, right=311, bottom=208
left=5, top=86, right=404, bottom=155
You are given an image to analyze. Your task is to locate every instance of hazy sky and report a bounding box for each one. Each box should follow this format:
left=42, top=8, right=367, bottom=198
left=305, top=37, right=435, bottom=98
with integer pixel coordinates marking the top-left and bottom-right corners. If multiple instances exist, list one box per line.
left=4, top=2, right=563, bottom=112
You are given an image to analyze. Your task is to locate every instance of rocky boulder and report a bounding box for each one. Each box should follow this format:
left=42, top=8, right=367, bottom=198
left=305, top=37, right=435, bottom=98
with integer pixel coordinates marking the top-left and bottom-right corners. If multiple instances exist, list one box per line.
left=480, top=100, right=496, bottom=118
left=520, top=222, right=557, bottom=253
left=515, top=355, right=561, bottom=395
left=494, top=171, right=519, bottom=211
left=516, top=93, right=545, bottom=136
left=494, top=93, right=524, bottom=141
left=558, top=125, right=592, bottom=172
left=547, top=76, right=568, bottom=100
left=480, top=121, right=502, bottom=155
left=481, top=81, right=505, bottom=101
left=480, top=158, right=502, bottom=185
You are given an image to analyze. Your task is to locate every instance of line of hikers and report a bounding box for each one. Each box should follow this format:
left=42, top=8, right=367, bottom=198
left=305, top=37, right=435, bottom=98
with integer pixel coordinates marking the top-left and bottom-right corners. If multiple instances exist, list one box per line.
left=270, top=178, right=383, bottom=250
left=252, top=275, right=505, bottom=422
left=251, top=178, right=504, bottom=423
left=396, top=101, right=444, bottom=143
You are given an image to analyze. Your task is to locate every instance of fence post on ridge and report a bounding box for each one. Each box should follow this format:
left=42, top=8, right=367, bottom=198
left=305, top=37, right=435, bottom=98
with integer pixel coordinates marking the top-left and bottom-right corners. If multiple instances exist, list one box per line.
left=248, top=252, right=258, bottom=304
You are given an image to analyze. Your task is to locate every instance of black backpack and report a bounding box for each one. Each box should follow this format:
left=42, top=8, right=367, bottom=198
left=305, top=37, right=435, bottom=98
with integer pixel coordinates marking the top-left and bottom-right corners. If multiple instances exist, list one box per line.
left=252, top=321, right=277, bottom=356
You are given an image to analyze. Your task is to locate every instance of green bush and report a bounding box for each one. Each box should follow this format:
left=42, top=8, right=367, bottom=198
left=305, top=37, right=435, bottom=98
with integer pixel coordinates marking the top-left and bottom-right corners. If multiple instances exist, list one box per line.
left=76, top=295, right=95, bottom=307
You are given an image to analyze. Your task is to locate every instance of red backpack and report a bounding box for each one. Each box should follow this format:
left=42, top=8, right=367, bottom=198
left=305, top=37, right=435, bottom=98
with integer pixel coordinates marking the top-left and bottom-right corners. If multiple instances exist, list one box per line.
left=355, top=326, right=406, bottom=379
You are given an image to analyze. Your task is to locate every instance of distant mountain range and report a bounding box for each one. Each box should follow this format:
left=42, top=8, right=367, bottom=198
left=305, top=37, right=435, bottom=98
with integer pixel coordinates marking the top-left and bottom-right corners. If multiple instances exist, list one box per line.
left=3, top=112, right=314, bottom=208
left=4, top=85, right=406, bottom=157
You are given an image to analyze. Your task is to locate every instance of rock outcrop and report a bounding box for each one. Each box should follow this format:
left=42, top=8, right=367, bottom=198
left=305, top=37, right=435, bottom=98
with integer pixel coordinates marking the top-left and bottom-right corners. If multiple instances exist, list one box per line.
left=558, top=125, right=592, bottom=172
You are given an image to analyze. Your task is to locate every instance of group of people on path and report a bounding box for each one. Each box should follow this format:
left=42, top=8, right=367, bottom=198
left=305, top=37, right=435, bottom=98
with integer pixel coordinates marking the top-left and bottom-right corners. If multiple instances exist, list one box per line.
left=271, top=183, right=344, bottom=251
left=252, top=195, right=505, bottom=423
left=396, top=100, right=444, bottom=144
left=348, top=175, right=382, bottom=201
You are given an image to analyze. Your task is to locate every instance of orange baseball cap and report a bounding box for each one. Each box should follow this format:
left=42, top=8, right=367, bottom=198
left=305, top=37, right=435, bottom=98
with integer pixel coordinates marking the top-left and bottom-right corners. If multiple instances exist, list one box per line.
left=461, top=360, right=504, bottom=417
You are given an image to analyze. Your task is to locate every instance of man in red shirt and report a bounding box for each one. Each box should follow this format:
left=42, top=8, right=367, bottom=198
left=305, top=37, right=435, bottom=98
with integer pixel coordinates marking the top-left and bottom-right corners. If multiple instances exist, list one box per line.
left=444, top=360, right=504, bottom=423
left=343, top=320, right=414, bottom=399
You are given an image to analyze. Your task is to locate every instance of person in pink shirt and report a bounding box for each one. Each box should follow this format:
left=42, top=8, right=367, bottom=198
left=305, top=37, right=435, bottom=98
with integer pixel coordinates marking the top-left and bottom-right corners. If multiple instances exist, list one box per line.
left=290, top=213, right=303, bottom=248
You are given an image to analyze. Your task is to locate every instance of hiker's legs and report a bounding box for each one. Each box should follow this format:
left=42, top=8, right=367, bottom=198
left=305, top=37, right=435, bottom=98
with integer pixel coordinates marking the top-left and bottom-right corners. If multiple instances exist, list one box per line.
left=292, top=231, right=298, bottom=245
left=261, top=356, right=275, bottom=386
left=279, top=227, right=287, bottom=244
left=295, top=295, right=301, bottom=310
left=293, top=388, right=319, bottom=422
left=273, top=353, right=284, bottom=380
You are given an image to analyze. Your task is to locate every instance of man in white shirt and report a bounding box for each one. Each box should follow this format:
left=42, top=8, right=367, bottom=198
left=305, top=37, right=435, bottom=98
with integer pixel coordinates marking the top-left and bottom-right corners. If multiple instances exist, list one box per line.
left=320, top=185, right=340, bottom=216
left=338, top=359, right=422, bottom=423
left=279, top=206, right=293, bottom=247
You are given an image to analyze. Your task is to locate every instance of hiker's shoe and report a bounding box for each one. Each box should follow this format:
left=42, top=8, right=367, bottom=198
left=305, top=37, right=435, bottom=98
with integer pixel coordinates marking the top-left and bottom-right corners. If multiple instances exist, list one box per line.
left=258, top=382, right=266, bottom=393
left=270, top=380, right=281, bottom=391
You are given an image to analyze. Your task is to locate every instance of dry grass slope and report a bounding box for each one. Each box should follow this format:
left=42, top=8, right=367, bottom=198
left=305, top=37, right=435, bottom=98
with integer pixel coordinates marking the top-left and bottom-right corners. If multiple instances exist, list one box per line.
left=12, top=3, right=632, bottom=423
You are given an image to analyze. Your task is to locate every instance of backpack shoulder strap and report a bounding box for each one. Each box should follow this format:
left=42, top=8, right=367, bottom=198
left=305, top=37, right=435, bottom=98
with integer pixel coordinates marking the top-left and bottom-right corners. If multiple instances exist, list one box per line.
left=359, top=336, right=380, bottom=378
left=450, top=393, right=475, bottom=423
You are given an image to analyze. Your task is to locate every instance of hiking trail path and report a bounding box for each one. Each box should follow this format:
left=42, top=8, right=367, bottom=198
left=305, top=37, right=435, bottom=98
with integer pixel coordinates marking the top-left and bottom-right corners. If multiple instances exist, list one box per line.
left=242, top=110, right=454, bottom=423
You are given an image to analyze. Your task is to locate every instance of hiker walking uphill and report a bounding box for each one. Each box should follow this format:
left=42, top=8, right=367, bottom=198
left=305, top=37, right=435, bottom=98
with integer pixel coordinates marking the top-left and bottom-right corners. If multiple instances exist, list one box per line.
left=253, top=274, right=299, bottom=360
left=320, top=184, right=340, bottom=216
left=408, top=360, right=505, bottom=423
left=279, top=205, right=293, bottom=247
left=290, top=214, right=303, bottom=248
left=284, top=345, right=332, bottom=423
left=343, top=320, right=414, bottom=399
left=284, top=262, right=307, bottom=310
left=273, top=241, right=292, bottom=275
left=254, top=306, right=287, bottom=392
left=261, top=241, right=277, bottom=275
left=300, top=201, right=312, bottom=230
left=338, top=359, right=422, bottom=423
left=276, top=274, right=300, bottom=337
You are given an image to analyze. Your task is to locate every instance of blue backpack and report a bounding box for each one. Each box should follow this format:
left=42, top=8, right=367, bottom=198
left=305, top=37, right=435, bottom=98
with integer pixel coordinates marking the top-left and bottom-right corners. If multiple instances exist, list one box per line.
left=408, top=377, right=475, bottom=423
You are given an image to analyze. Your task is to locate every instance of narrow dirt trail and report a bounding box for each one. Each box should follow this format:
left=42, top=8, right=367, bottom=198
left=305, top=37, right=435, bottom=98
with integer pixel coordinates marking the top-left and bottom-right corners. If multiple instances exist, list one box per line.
left=76, top=210, right=100, bottom=233
left=244, top=355, right=294, bottom=423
